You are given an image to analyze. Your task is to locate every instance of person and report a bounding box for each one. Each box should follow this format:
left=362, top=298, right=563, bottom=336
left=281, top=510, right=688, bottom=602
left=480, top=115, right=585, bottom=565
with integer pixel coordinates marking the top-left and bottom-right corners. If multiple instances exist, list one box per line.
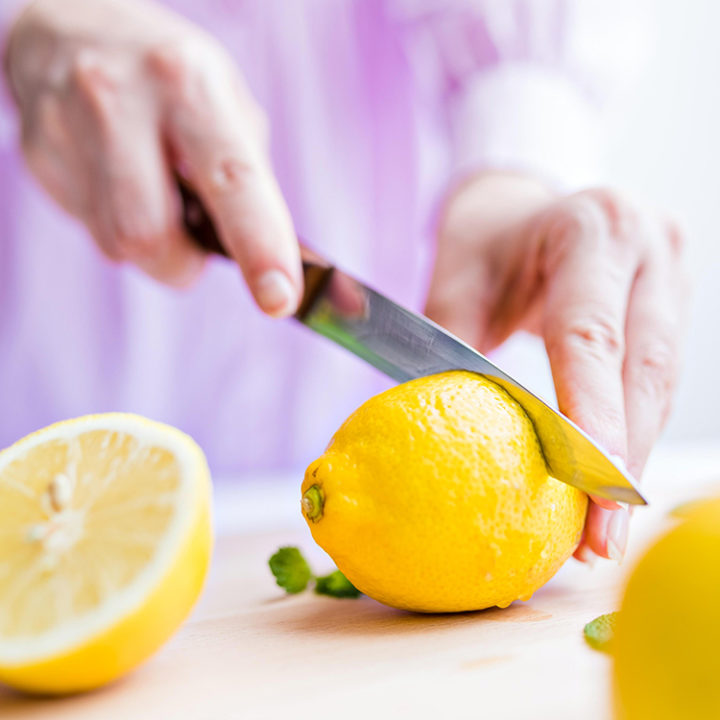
left=0, top=0, right=688, bottom=565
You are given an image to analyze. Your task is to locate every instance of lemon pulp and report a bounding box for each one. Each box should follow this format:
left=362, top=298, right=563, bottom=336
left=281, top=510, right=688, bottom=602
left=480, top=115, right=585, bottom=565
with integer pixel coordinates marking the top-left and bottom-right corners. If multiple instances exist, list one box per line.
left=0, top=414, right=212, bottom=694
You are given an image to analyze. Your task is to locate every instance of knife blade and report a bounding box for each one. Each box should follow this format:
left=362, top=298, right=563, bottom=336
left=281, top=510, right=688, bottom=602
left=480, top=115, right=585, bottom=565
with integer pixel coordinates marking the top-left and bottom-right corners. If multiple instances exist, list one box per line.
left=178, top=178, right=646, bottom=505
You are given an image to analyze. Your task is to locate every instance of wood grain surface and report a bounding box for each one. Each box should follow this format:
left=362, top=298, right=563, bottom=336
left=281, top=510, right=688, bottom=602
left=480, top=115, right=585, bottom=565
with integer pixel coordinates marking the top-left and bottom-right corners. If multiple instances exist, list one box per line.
left=1, top=444, right=718, bottom=720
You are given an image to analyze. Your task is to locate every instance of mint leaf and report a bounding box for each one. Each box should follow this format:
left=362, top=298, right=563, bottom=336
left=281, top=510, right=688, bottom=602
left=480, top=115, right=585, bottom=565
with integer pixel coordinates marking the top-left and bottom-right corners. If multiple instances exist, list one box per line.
left=314, top=570, right=361, bottom=598
left=269, top=547, right=312, bottom=594
left=584, top=612, right=618, bottom=652
left=268, top=547, right=361, bottom=600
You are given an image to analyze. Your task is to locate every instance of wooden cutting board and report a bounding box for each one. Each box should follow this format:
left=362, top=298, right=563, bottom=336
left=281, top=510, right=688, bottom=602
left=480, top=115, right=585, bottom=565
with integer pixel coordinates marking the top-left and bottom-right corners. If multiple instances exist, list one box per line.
left=1, top=445, right=718, bottom=720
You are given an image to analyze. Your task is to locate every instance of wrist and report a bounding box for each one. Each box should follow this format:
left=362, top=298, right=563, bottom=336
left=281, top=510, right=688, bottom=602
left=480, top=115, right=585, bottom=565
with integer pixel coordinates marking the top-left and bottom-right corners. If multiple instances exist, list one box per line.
left=438, top=170, right=556, bottom=250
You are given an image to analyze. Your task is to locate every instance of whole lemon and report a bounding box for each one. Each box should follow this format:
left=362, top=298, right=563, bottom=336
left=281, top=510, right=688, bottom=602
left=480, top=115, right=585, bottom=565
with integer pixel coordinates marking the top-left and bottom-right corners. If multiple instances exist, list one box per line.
left=613, top=499, right=720, bottom=719
left=301, top=371, right=587, bottom=613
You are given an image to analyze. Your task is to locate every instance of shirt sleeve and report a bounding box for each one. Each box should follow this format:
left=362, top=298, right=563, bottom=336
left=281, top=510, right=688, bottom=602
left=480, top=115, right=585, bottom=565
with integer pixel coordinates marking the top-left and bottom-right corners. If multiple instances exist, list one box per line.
left=391, top=0, right=652, bottom=190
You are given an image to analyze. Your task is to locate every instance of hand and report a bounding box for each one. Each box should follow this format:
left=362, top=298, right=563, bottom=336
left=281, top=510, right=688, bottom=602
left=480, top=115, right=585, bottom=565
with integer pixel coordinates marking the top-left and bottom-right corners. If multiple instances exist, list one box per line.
left=4, top=0, right=301, bottom=314
left=426, top=172, right=689, bottom=563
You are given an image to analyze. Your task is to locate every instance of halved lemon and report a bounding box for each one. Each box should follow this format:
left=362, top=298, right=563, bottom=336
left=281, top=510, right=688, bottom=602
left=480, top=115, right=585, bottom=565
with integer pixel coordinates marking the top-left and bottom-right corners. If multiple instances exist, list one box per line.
left=0, top=413, right=212, bottom=694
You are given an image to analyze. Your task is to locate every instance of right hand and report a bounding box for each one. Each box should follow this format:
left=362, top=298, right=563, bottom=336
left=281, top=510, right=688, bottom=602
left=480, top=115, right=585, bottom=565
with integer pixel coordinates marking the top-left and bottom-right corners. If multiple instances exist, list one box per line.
left=5, top=0, right=302, bottom=315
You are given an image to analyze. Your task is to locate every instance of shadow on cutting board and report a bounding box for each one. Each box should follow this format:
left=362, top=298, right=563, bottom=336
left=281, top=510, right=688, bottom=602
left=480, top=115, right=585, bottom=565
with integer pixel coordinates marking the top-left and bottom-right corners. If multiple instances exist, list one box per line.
left=0, top=676, right=133, bottom=718
left=264, top=594, right=553, bottom=638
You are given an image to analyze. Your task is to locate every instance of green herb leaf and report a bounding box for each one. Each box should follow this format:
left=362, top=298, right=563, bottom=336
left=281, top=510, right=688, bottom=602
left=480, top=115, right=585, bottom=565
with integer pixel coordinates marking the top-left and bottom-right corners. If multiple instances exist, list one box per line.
left=314, top=570, right=362, bottom=598
left=584, top=611, right=618, bottom=653
left=268, top=547, right=312, bottom=594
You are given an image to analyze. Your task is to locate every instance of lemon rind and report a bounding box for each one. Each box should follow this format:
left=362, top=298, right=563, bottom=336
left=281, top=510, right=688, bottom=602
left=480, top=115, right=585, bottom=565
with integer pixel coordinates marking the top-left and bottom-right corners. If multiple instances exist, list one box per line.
left=0, top=413, right=208, bottom=666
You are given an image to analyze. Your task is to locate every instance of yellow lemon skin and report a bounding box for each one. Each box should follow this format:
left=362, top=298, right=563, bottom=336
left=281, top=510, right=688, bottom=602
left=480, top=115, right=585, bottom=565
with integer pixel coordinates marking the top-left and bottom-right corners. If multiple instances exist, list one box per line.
left=0, top=414, right=213, bottom=695
left=301, top=371, right=587, bottom=613
left=613, top=500, right=720, bottom=720
left=0, top=505, right=211, bottom=694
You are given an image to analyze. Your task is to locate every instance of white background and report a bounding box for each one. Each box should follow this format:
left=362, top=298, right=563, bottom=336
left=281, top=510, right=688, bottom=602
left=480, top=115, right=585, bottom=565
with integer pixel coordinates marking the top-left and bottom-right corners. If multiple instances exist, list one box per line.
left=603, top=0, right=720, bottom=445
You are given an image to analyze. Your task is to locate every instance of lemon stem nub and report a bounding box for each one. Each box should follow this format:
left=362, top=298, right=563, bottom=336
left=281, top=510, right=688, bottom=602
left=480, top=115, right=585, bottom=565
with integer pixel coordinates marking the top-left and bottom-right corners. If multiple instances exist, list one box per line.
left=302, top=484, right=325, bottom=523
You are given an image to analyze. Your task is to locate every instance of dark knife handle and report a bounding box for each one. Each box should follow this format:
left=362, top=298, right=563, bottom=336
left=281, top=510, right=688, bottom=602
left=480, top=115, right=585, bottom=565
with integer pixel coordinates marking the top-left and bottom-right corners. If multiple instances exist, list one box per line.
left=176, top=176, right=332, bottom=318
left=177, top=175, right=229, bottom=258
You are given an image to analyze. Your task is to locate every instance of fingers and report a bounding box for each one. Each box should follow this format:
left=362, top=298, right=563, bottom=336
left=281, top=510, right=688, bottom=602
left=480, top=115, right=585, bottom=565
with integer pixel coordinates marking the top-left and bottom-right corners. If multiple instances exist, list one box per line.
left=553, top=200, right=688, bottom=566
left=540, top=191, right=646, bottom=563
left=18, top=23, right=299, bottom=300
left=78, top=92, right=205, bottom=287
left=92, top=144, right=205, bottom=288
left=21, top=93, right=90, bottom=218
left=622, top=224, right=689, bottom=477
left=152, top=43, right=302, bottom=316
left=428, top=181, right=687, bottom=568
left=541, top=191, right=644, bottom=463
left=577, top=503, right=630, bottom=561
left=33, top=48, right=207, bottom=287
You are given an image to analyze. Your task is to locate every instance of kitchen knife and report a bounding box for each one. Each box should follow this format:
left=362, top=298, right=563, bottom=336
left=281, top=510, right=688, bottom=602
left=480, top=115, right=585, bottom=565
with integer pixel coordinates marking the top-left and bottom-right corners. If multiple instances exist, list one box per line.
left=177, top=179, right=646, bottom=505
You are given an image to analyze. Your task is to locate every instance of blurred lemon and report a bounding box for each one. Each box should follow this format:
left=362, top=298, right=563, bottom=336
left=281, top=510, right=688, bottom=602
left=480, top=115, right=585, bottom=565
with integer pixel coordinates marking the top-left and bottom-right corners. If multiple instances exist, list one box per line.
left=613, top=498, right=720, bottom=719
left=301, top=371, right=587, bottom=613
left=0, top=414, right=212, bottom=694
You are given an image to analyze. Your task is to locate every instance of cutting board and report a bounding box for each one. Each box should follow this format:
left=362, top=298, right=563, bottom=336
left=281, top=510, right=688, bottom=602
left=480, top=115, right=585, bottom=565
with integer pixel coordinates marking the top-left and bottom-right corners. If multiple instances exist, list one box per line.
left=2, top=444, right=719, bottom=720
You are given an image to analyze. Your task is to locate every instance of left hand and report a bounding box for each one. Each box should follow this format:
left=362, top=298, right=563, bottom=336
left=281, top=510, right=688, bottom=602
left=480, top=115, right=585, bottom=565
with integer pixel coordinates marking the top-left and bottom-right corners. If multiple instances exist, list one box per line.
left=426, top=172, right=689, bottom=563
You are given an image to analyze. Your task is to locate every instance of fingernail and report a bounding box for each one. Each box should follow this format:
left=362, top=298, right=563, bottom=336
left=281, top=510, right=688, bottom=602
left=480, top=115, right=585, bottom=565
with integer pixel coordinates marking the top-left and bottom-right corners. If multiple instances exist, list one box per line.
left=606, top=509, right=629, bottom=562
left=255, top=270, right=297, bottom=317
left=577, top=546, right=598, bottom=568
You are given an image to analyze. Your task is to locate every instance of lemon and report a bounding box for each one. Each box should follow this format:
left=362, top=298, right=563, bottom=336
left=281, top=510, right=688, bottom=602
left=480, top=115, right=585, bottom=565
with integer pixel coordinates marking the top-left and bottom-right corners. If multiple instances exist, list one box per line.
left=301, top=371, right=587, bottom=613
left=613, top=499, right=720, bottom=719
left=0, top=414, right=212, bottom=694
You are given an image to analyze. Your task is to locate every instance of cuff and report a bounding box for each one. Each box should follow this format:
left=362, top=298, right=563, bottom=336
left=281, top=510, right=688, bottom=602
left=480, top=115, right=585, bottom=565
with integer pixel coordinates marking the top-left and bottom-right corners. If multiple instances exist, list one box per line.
left=449, top=62, right=604, bottom=192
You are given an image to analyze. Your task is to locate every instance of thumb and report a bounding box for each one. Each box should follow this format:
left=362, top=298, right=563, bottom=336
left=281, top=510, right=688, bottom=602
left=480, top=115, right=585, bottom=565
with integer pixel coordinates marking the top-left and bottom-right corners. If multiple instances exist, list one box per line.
left=424, top=240, right=494, bottom=352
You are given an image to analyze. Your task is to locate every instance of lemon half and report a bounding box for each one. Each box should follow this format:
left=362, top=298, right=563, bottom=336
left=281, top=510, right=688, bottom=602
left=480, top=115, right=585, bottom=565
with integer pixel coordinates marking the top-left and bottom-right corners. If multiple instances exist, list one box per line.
left=0, top=414, right=212, bottom=694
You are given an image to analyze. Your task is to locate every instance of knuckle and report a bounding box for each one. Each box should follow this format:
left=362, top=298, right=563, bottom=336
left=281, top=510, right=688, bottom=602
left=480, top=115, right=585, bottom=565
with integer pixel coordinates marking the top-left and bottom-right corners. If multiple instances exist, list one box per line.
left=70, top=51, right=116, bottom=95
left=630, top=340, right=678, bottom=399
left=585, top=186, right=640, bottom=236
left=109, top=216, right=167, bottom=260
left=541, top=202, right=602, bottom=271
left=113, top=232, right=159, bottom=261
left=208, top=156, right=259, bottom=195
left=145, top=40, right=201, bottom=85
left=542, top=193, right=626, bottom=268
left=69, top=53, right=122, bottom=121
left=580, top=187, right=629, bottom=220
left=581, top=187, right=640, bottom=244
left=145, top=37, right=230, bottom=98
left=543, top=189, right=644, bottom=273
left=665, top=217, right=686, bottom=256
left=556, top=195, right=607, bottom=240
left=548, top=312, right=625, bottom=364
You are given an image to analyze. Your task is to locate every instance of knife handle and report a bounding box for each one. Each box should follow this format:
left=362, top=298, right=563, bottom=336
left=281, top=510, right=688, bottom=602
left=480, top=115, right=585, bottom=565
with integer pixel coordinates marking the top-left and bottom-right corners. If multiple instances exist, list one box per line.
left=177, top=175, right=230, bottom=258
left=176, top=175, right=331, bottom=318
